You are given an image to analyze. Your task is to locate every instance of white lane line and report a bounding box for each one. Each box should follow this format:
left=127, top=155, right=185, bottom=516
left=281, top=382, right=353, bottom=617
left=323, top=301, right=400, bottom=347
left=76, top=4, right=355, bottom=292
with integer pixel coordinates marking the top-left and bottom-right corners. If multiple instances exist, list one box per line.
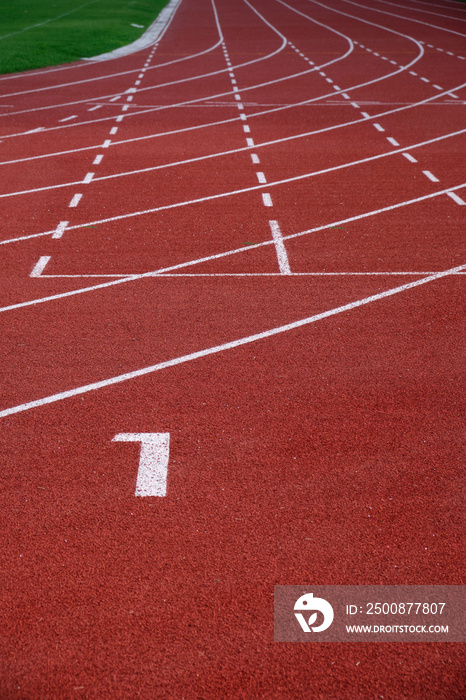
left=109, top=96, right=121, bottom=102
left=113, top=433, right=170, bottom=497
left=138, top=73, right=144, bottom=79
left=122, top=104, right=130, bottom=111
left=374, top=123, right=385, bottom=131
left=30, top=256, right=50, bottom=278
left=52, top=220, right=69, bottom=239
left=262, top=193, right=273, bottom=206
left=446, top=191, right=466, bottom=205
left=2, top=125, right=465, bottom=201
left=342, top=93, right=351, bottom=99
left=410, top=71, right=417, bottom=76
left=403, top=152, right=417, bottom=162
left=387, top=137, right=400, bottom=146
left=423, top=170, right=440, bottom=182
left=236, top=102, right=244, bottom=109
left=103, top=139, right=111, bottom=147
left=256, top=172, right=267, bottom=183
left=88, top=105, right=101, bottom=111
left=83, top=172, right=94, bottom=184
left=126, top=96, right=134, bottom=102
left=251, top=153, right=260, bottom=163
left=361, top=111, right=370, bottom=118
left=243, top=125, right=250, bottom=132
left=433, top=84, right=443, bottom=90
left=69, top=193, right=82, bottom=207
left=2, top=263, right=464, bottom=420
left=116, top=115, right=124, bottom=122
left=110, top=127, right=118, bottom=135
left=420, top=77, right=430, bottom=83
left=234, top=94, right=241, bottom=101
left=59, top=115, right=77, bottom=122
left=269, top=220, right=291, bottom=275
left=333, top=85, right=341, bottom=90
left=351, top=102, right=359, bottom=108
left=2, top=182, right=466, bottom=309
left=326, top=77, right=334, bottom=83
left=239, top=113, right=247, bottom=121
left=246, top=138, right=254, bottom=147
left=25, top=127, right=45, bottom=133
left=135, top=80, right=141, bottom=85
left=93, top=154, right=103, bottom=165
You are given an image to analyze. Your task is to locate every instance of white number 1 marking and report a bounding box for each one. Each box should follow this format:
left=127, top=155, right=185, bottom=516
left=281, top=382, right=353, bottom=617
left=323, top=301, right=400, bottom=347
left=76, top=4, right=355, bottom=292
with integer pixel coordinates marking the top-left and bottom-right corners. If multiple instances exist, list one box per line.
left=112, top=433, right=170, bottom=497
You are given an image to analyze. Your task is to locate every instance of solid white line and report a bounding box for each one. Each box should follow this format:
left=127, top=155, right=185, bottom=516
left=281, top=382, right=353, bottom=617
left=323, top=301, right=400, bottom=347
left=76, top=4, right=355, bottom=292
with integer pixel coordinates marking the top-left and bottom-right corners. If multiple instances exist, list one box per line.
left=403, top=152, right=417, bottom=162
left=446, top=191, right=466, bottom=205
left=52, top=220, right=68, bottom=239
left=262, top=193, right=273, bottom=206
left=30, top=256, right=50, bottom=278
left=269, top=220, right=291, bottom=274
left=69, top=193, right=82, bottom=207
left=2, top=125, right=464, bottom=202
left=2, top=263, right=464, bottom=419
left=2, top=182, right=465, bottom=311
left=423, top=170, right=440, bottom=182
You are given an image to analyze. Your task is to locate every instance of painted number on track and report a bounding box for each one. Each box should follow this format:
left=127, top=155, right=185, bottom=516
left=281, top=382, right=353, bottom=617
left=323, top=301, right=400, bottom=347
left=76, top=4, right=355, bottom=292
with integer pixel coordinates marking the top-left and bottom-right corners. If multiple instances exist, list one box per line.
left=112, top=432, right=170, bottom=497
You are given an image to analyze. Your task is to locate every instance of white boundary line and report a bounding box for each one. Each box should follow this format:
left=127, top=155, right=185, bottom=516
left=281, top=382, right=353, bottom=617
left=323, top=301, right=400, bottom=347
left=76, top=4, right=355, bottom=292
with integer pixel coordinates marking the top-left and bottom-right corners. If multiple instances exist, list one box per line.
left=0, top=124, right=463, bottom=202
left=336, top=0, right=466, bottom=37
left=365, top=0, right=466, bottom=23
left=0, top=262, right=463, bottom=419
left=1, top=181, right=464, bottom=314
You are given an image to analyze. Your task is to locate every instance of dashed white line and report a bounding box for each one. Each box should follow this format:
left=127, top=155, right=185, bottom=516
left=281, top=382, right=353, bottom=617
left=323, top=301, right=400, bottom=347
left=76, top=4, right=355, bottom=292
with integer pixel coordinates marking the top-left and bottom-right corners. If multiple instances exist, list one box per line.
left=374, top=123, right=385, bottom=131
left=433, top=84, right=443, bottom=90
left=402, top=152, right=417, bottom=163
left=59, top=115, right=77, bottom=122
left=262, top=193, right=273, bottom=207
left=110, top=127, right=118, bottom=135
left=269, top=220, right=291, bottom=275
left=256, top=172, right=267, bottom=184
left=243, top=125, right=250, bottom=133
left=236, top=103, right=244, bottom=110
left=361, top=111, right=370, bottom=118
left=423, top=170, right=439, bottom=182
left=109, top=96, right=120, bottom=102
left=30, top=256, right=50, bottom=277
left=52, top=221, right=68, bottom=239
left=126, top=95, right=134, bottom=102
left=93, top=154, right=103, bottom=165
left=103, top=139, right=111, bottom=148
left=83, top=172, right=94, bottom=184
left=69, top=193, right=82, bottom=207
left=88, top=105, right=101, bottom=111
left=387, top=137, right=400, bottom=146
left=420, top=77, right=430, bottom=83
left=251, top=153, right=260, bottom=164
left=116, top=115, right=124, bottom=122
left=246, top=138, right=254, bottom=147
left=447, top=191, right=466, bottom=205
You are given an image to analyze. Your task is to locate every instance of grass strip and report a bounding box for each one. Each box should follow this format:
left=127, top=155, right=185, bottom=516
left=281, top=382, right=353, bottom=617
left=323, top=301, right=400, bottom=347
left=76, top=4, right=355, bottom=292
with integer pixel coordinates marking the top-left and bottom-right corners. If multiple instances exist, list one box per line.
left=0, top=0, right=169, bottom=75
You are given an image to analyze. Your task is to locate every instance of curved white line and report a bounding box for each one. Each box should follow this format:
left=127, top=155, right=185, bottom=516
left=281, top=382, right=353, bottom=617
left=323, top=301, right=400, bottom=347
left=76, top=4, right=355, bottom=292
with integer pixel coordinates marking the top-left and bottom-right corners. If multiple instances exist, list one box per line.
left=337, top=0, right=466, bottom=37
left=368, top=0, right=466, bottom=22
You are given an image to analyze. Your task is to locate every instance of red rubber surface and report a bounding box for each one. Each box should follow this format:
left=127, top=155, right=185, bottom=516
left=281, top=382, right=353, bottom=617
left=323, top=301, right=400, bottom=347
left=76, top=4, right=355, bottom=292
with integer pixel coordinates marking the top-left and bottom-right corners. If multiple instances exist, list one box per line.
left=0, top=0, right=465, bottom=697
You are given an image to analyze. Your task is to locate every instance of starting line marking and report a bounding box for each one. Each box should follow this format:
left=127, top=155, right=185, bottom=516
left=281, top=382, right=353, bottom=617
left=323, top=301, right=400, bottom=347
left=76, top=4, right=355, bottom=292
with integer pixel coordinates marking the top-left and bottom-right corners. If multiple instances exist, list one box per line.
left=112, top=433, right=170, bottom=497
left=1, top=263, right=464, bottom=420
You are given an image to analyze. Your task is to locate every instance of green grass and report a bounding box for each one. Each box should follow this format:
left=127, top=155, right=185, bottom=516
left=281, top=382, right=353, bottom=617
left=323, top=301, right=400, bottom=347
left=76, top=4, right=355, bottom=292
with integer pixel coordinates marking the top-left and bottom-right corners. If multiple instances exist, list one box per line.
left=0, top=0, right=169, bottom=75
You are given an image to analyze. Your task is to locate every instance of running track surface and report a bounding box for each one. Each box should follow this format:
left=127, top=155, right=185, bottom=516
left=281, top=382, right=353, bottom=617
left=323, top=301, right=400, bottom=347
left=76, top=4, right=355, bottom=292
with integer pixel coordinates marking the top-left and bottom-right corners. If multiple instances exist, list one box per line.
left=0, top=0, right=465, bottom=697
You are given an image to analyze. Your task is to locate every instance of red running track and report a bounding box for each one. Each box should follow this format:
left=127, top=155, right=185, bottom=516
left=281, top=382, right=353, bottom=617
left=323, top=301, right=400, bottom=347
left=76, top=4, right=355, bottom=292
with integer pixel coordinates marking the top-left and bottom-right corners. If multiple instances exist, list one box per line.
left=0, top=0, right=465, bottom=697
